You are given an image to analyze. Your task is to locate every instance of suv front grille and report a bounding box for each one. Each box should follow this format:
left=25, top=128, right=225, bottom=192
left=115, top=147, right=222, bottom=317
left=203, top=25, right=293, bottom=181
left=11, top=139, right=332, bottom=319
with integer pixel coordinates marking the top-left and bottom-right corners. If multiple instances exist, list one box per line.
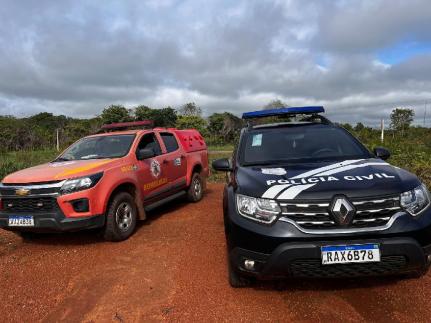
left=2, top=197, right=57, bottom=213
left=289, top=256, right=407, bottom=277
left=280, top=195, right=401, bottom=230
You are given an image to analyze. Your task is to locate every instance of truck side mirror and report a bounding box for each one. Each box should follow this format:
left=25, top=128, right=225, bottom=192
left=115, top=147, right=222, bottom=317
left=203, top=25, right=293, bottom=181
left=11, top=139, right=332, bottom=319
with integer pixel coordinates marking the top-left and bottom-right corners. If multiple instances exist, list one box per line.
left=137, top=148, right=155, bottom=160
left=373, top=147, right=391, bottom=160
left=212, top=158, right=232, bottom=172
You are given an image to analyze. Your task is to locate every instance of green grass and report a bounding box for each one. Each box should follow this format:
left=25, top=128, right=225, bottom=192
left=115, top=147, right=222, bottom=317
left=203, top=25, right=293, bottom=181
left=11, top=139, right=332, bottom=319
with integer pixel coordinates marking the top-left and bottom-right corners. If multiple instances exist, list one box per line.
left=207, top=144, right=234, bottom=152
left=0, top=150, right=58, bottom=180
left=1, top=131, right=430, bottom=187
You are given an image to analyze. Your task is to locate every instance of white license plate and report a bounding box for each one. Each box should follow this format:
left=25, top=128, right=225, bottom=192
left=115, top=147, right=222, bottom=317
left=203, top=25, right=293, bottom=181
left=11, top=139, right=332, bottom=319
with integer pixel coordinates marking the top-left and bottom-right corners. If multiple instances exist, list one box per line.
left=321, top=244, right=380, bottom=265
left=8, top=216, right=34, bottom=227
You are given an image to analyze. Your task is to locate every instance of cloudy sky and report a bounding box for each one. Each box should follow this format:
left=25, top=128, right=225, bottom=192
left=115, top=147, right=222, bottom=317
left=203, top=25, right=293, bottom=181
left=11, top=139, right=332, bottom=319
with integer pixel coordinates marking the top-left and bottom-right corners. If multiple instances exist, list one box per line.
left=1, top=0, right=431, bottom=126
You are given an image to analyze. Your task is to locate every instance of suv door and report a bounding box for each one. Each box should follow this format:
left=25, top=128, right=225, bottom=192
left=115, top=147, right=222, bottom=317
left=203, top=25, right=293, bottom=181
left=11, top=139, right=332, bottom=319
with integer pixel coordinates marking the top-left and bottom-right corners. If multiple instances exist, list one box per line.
left=135, top=132, right=170, bottom=201
left=159, top=132, right=188, bottom=190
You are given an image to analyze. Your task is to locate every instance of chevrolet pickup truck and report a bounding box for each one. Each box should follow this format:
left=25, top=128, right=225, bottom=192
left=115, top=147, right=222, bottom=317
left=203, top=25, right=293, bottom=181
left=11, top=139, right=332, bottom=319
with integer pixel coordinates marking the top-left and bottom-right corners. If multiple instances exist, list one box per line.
left=0, top=121, right=209, bottom=241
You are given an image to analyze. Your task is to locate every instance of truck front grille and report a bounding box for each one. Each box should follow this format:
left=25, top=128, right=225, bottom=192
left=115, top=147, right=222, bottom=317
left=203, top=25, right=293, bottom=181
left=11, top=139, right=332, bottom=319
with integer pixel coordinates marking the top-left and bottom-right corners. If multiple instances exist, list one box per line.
left=2, top=197, right=57, bottom=213
left=280, top=195, right=401, bottom=230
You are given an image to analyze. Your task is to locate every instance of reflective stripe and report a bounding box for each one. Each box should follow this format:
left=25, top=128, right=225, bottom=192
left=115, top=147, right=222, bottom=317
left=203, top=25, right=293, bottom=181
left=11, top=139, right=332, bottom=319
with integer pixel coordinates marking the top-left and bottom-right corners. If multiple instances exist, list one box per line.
left=314, top=162, right=389, bottom=177
left=277, top=184, right=316, bottom=200
left=261, top=184, right=291, bottom=199
left=291, top=159, right=364, bottom=179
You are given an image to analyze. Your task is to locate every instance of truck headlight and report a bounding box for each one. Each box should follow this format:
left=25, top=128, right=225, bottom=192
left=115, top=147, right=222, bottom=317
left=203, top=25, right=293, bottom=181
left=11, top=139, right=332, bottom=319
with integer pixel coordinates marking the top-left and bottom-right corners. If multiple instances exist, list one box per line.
left=60, top=172, right=103, bottom=195
left=400, top=184, right=430, bottom=216
left=236, top=194, right=280, bottom=224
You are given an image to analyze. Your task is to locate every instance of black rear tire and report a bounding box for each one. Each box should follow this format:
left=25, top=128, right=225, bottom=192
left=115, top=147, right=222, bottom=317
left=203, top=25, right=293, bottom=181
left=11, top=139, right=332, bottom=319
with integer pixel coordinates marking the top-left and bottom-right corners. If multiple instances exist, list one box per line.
left=228, top=261, right=252, bottom=288
left=187, top=173, right=204, bottom=202
left=103, top=192, right=137, bottom=242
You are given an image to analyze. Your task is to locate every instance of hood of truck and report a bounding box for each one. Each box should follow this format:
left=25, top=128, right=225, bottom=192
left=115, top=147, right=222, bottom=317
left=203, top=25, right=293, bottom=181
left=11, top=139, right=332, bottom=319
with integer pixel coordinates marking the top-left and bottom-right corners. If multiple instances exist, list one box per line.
left=236, top=158, right=421, bottom=200
left=2, top=159, right=117, bottom=184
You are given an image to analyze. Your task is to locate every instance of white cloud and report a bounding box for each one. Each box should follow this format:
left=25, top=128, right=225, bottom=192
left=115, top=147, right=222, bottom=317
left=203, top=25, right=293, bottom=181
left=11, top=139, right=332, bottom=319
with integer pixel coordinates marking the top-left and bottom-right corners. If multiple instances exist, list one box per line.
left=0, top=0, right=431, bottom=126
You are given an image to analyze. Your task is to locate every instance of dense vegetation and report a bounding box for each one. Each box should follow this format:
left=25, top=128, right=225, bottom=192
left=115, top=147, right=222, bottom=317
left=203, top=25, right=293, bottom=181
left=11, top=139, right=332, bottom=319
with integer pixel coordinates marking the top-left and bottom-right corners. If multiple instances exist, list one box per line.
left=0, top=104, right=430, bottom=185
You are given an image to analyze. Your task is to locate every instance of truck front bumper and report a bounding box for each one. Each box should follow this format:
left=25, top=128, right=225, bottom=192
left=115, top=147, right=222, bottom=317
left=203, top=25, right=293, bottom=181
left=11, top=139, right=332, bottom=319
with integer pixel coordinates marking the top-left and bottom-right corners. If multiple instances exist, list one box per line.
left=0, top=210, right=105, bottom=232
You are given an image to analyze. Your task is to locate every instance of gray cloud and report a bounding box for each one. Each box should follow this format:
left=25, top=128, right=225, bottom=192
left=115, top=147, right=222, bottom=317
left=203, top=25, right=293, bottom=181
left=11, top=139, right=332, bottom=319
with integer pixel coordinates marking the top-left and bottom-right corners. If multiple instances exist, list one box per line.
left=0, top=0, right=431, bottom=126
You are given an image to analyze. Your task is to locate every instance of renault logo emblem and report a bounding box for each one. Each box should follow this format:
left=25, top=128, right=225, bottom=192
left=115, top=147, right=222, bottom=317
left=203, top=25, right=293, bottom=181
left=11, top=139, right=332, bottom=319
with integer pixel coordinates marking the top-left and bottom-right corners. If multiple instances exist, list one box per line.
left=15, top=188, right=30, bottom=196
left=330, top=196, right=355, bottom=226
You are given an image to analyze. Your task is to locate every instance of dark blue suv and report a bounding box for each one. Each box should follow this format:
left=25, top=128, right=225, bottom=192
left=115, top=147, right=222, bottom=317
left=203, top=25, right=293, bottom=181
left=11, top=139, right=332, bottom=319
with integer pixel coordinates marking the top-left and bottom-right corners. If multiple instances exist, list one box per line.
left=213, top=106, right=431, bottom=287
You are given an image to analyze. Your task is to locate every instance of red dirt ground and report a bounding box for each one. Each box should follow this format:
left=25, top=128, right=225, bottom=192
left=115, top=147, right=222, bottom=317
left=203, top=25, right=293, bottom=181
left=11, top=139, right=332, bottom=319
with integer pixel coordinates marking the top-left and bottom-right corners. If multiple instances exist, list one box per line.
left=1, top=183, right=431, bottom=322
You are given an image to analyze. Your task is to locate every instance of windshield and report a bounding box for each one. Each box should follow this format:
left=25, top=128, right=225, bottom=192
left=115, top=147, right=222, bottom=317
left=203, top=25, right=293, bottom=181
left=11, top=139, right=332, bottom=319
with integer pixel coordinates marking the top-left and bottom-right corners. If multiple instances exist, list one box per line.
left=58, top=134, right=136, bottom=161
left=241, top=125, right=371, bottom=166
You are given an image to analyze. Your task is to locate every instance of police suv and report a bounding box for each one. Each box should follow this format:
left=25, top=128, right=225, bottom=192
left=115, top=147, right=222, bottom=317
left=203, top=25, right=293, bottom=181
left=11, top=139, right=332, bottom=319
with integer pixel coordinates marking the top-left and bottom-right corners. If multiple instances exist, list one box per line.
left=213, top=106, right=431, bottom=287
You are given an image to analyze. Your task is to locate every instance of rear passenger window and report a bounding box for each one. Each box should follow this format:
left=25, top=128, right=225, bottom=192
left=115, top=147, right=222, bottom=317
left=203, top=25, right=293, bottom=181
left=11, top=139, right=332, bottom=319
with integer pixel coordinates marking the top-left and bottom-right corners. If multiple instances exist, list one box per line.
left=161, top=133, right=179, bottom=153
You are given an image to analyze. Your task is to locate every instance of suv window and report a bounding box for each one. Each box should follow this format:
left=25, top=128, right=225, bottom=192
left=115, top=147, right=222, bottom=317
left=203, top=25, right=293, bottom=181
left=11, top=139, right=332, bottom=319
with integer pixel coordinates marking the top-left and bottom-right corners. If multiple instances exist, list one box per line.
left=241, top=125, right=371, bottom=165
left=137, top=133, right=162, bottom=156
left=160, top=133, right=179, bottom=153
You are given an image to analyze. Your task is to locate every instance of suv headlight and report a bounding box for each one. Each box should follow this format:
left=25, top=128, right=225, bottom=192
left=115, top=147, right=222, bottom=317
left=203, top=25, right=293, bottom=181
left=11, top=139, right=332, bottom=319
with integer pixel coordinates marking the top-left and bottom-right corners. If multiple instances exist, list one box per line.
left=400, top=184, right=430, bottom=216
left=236, top=194, right=281, bottom=224
left=60, top=172, right=103, bottom=195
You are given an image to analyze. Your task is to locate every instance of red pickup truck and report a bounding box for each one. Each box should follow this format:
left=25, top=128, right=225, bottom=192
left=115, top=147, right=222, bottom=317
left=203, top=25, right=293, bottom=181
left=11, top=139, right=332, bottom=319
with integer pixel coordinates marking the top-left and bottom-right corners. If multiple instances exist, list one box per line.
left=0, top=121, right=209, bottom=241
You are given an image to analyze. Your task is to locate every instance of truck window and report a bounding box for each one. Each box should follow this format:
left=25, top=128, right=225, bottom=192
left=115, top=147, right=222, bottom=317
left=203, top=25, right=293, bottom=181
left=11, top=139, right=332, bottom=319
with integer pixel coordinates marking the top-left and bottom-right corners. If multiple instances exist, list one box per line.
left=137, top=133, right=162, bottom=156
left=160, top=133, right=179, bottom=153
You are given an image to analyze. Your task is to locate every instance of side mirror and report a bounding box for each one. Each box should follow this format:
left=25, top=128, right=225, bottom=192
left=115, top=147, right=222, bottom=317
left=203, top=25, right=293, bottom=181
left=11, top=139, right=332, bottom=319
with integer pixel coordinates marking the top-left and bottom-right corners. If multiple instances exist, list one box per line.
left=212, top=158, right=232, bottom=172
left=137, top=148, right=155, bottom=160
left=373, top=147, right=391, bottom=160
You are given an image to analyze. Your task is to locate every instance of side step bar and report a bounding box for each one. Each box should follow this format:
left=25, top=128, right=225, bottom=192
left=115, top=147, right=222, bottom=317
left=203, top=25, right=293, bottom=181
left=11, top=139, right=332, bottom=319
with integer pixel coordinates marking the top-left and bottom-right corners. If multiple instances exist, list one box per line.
left=144, top=191, right=186, bottom=212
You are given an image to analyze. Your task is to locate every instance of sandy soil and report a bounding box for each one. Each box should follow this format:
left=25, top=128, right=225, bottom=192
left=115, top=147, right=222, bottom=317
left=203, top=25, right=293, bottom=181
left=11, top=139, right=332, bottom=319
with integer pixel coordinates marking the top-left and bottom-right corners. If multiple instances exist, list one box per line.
left=1, top=183, right=431, bottom=322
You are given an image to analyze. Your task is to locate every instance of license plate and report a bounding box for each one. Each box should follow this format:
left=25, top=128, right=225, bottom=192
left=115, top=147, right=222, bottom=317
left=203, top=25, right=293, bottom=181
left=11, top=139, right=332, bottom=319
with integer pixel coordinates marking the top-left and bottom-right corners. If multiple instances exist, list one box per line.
left=8, top=216, right=34, bottom=227
left=321, top=244, right=380, bottom=265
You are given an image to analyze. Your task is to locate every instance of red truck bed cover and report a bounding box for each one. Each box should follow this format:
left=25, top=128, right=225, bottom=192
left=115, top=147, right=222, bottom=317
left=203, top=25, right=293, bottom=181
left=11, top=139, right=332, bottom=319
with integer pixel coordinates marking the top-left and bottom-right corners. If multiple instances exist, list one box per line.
left=173, top=129, right=207, bottom=153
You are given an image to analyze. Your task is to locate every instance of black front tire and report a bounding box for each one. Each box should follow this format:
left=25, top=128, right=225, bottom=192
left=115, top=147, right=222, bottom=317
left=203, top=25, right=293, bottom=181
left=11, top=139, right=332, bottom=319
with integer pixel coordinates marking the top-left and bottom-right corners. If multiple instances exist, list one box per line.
left=228, top=261, right=252, bottom=288
left=103, top=192, right=137, bottom=242
left=187, top=173, right=204, bottom=202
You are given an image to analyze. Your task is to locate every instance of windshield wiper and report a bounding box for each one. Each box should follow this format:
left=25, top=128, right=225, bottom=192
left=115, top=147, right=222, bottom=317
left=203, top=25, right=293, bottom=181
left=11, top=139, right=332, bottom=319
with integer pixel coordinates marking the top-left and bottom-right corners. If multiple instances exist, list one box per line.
left=243, top=160, right=289, bottom=167
left=53, top=157, right=71, bottom=162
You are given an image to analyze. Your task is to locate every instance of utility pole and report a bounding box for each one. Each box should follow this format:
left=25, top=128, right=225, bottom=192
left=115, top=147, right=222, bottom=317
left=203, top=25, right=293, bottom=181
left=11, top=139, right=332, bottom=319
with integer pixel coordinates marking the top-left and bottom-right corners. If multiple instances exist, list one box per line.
left=380, top=118, right=384, bottom=143
left=56, top=129, right=60, bottom=151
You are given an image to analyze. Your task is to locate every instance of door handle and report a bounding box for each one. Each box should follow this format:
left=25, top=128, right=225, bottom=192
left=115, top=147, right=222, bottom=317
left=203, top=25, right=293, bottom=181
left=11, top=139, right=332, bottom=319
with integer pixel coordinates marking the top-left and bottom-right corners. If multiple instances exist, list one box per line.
left=163, top=159, right=169, bottom=164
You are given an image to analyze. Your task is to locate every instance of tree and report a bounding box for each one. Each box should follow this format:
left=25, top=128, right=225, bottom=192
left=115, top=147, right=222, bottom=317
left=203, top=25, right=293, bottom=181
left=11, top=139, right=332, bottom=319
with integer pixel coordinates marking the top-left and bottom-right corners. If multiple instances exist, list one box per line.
left=208, top=112, right=243, bottom=143
left=179, top=102, right=202, bottom=117
left=263, top=99, right=287, bottom=110
left=101, top=105, right=132, bottom=124
left=135, top=105, right=177, bottom=127
left=390, top=108, right=415, bottom=136
left=175, top=115, right=207, bottom=135
left=354, top=122, right=365, bottom=132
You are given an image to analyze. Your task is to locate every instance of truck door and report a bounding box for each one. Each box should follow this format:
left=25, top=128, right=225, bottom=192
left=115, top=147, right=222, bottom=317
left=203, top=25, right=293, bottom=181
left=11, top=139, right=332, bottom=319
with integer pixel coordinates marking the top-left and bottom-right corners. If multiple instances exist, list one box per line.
left=158, top=132, right=188, bottom=190
left=135, top=132, right=170, bottom=202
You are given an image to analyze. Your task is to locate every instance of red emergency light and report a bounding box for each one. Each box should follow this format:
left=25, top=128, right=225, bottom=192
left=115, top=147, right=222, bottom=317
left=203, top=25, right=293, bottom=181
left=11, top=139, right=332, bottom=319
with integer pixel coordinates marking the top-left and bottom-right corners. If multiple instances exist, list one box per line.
left=101, top=120, right=154, bottom=131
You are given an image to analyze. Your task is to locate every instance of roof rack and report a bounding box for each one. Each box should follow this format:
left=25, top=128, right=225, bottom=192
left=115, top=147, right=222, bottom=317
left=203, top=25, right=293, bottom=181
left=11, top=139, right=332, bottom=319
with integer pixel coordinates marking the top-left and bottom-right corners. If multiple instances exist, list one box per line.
left=100, top=120, right=154, bottom=132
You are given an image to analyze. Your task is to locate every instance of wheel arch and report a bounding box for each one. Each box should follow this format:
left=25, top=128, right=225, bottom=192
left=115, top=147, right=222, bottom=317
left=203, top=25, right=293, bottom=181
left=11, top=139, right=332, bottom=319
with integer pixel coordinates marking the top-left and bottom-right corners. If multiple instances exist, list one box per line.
left=106, top=182, right=146, bottom=220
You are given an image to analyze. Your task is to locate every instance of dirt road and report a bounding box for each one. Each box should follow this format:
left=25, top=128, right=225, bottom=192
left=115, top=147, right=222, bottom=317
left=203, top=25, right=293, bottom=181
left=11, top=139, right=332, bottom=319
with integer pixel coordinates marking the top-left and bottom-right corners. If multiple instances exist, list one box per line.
left=1, top=183, right=431, bottom=322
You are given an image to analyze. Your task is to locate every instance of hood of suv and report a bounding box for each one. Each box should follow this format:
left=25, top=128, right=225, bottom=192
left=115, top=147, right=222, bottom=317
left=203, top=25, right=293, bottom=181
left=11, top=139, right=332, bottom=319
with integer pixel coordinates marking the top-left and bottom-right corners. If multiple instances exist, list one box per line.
left=236, top=158, right=421, bottom=200
left=2, top=159, right=116, bottom=184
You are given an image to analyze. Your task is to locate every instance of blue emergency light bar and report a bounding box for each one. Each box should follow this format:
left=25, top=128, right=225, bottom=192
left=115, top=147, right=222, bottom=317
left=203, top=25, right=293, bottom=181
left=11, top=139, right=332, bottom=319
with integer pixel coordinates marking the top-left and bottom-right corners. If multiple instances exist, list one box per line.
left=242, top=106, right=325, bottom=119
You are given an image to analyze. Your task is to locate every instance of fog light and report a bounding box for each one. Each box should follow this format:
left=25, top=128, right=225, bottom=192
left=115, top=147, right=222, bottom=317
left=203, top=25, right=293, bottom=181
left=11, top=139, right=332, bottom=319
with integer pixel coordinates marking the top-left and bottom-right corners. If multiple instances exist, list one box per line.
left=71, top=198, right=89, bottom=213
left=244, top=259, right=255, bottom=270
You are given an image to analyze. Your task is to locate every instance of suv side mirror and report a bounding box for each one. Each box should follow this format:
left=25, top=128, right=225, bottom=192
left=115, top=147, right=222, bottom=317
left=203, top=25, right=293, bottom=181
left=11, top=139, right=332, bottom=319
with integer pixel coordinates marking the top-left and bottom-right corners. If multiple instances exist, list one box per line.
left=137, top=148, right=155, bottom=160
left=373, top=147, right=391, bottom=160
left=212, top=158, right=232, bottom=172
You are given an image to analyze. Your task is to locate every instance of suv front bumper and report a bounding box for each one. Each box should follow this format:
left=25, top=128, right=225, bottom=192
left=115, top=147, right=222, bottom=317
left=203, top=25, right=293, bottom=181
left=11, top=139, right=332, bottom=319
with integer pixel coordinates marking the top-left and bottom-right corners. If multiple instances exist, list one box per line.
left=231, top=238, right=431, bottom=278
